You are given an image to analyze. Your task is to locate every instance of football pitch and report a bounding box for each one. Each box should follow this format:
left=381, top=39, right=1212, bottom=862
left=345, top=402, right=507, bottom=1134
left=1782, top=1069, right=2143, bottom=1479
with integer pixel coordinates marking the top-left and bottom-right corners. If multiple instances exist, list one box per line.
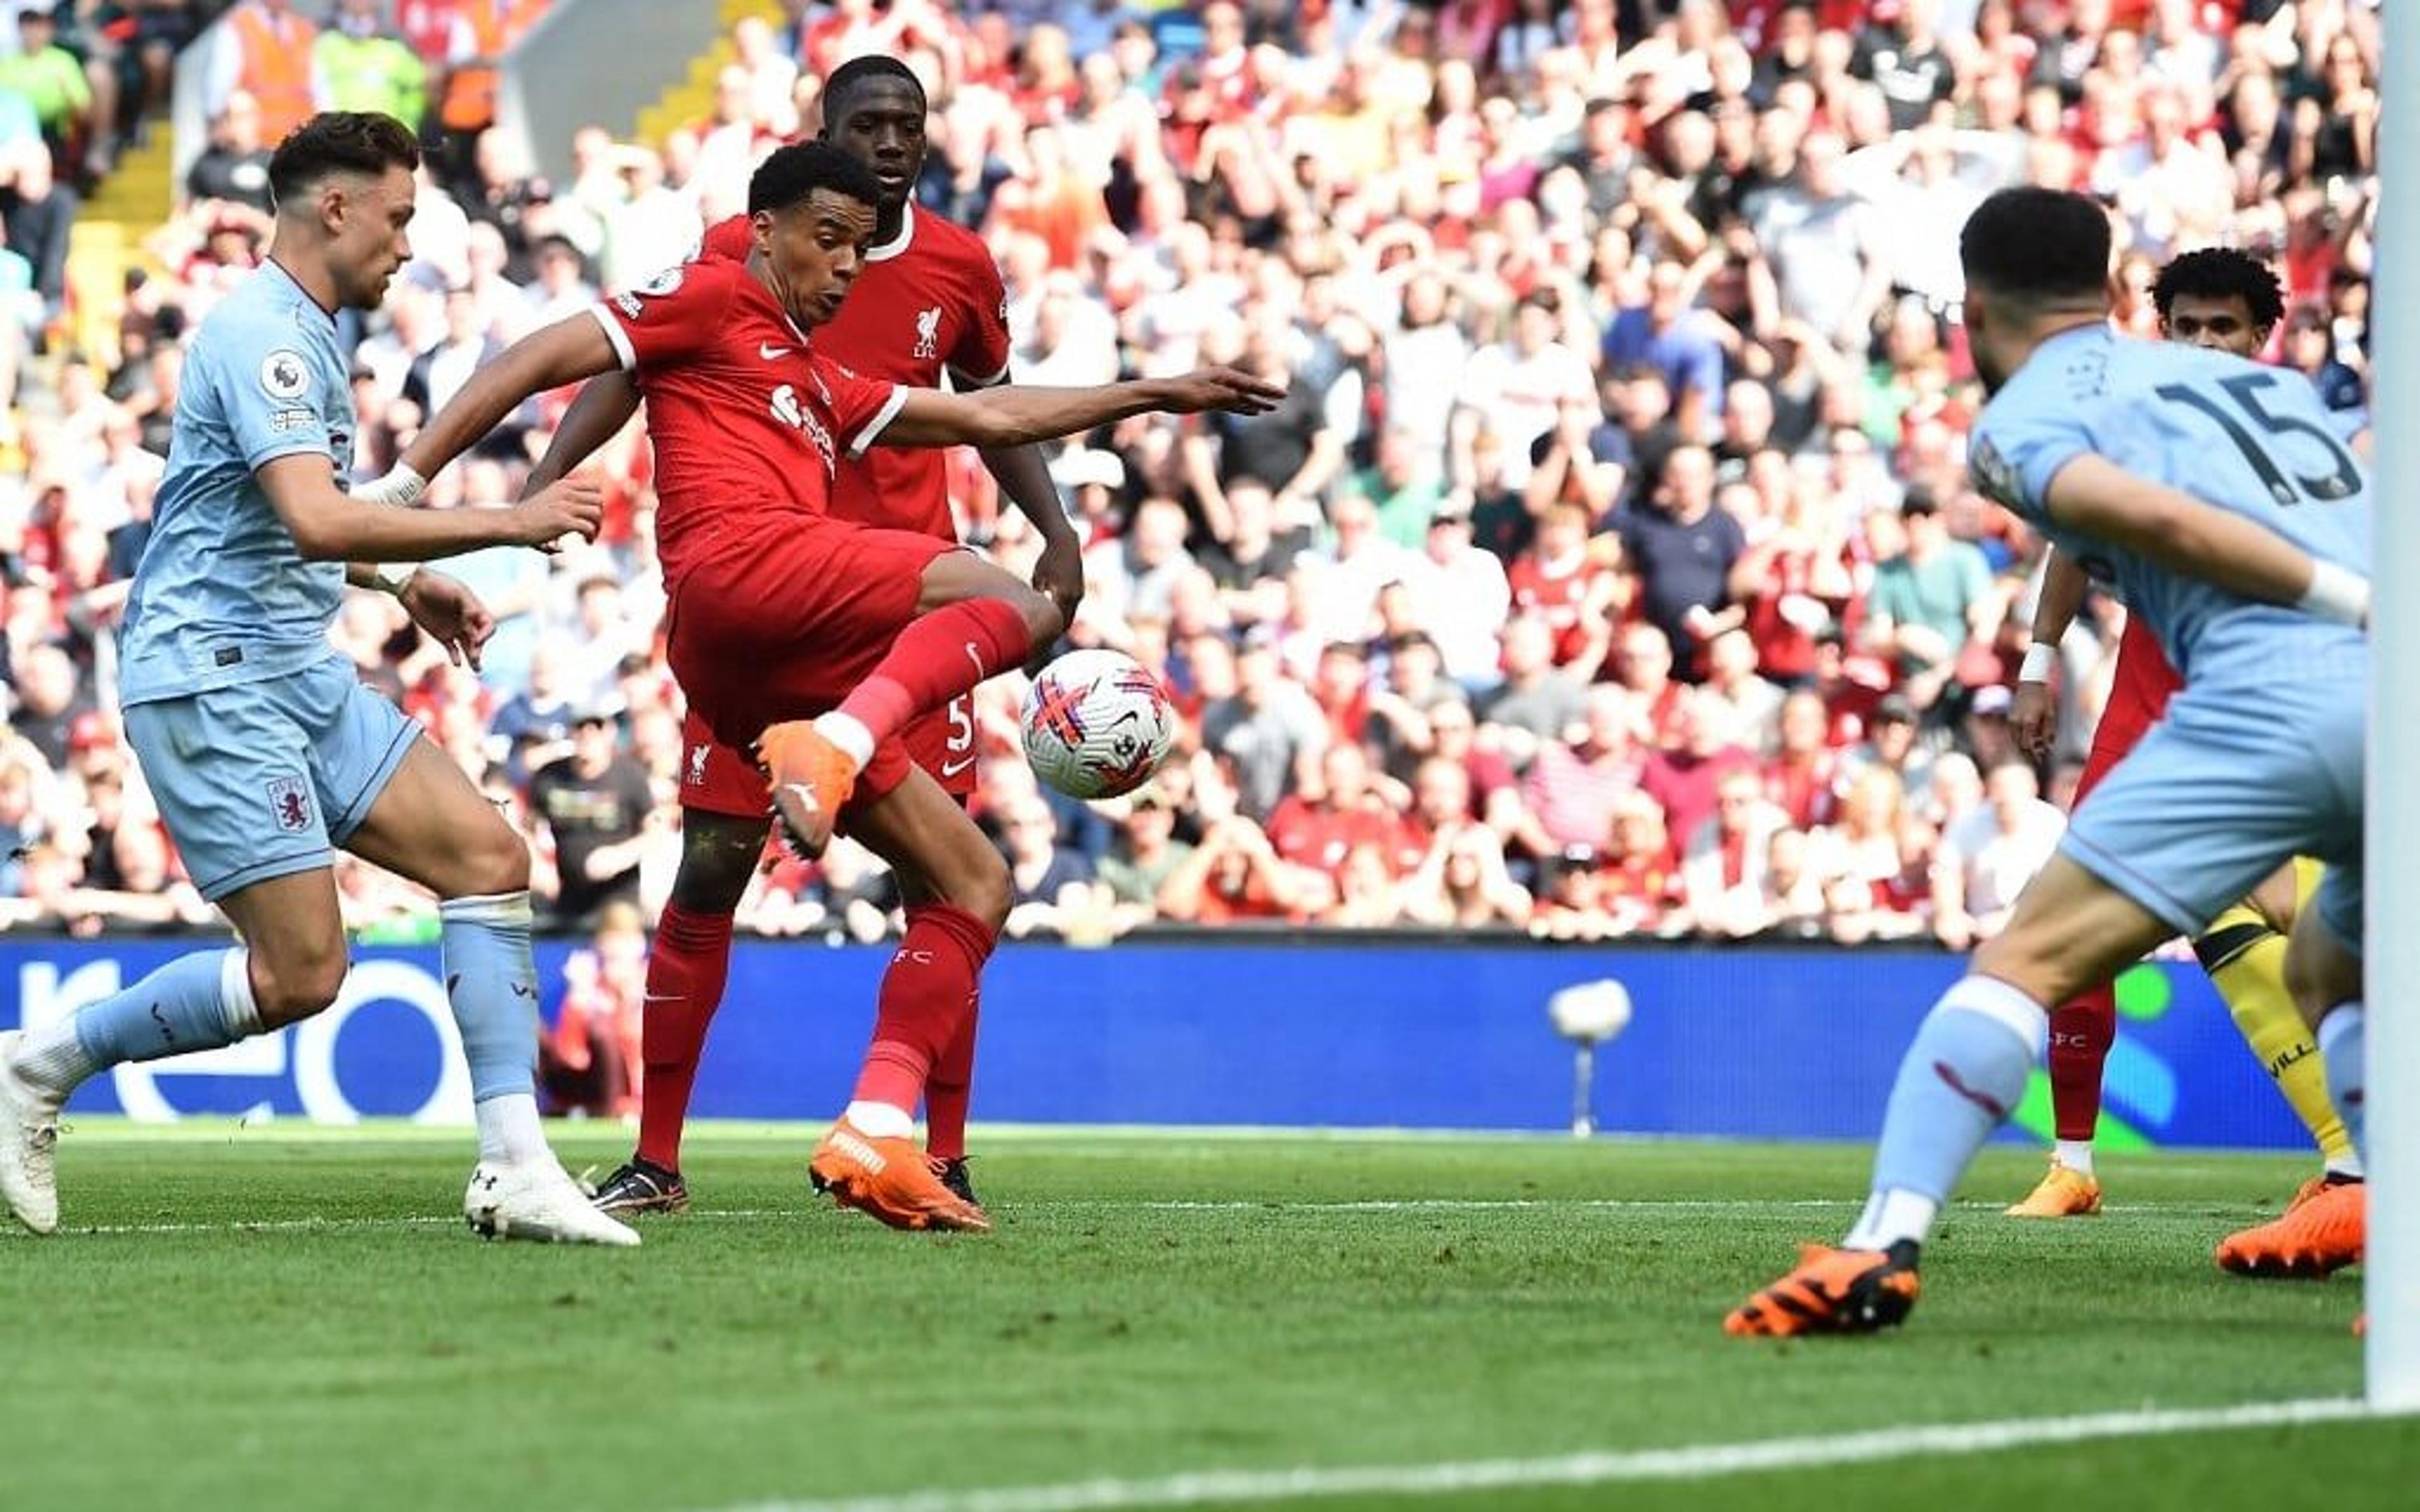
left=7, top=1124, right=2412, bottom=1511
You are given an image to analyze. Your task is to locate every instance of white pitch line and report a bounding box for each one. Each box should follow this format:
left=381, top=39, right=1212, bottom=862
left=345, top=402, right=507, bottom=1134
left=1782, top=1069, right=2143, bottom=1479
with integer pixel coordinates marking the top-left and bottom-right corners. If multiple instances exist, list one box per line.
left=710, top=1398, right=2382, bottom=1512
left=27, top=1195, right=2256, bottom=1238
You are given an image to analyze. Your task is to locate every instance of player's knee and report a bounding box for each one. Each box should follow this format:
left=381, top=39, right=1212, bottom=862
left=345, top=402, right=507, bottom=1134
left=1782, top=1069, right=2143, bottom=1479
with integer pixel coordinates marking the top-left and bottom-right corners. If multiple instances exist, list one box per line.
left=669, top=814, right=763, bottom=914
left=252, top=943, right=351, bottom=1028
left=452, top=814, right=533, bottom=899
left=2283, top=925, right=2356, bottom=1031
left=947, top=845, right=1014, bottom=934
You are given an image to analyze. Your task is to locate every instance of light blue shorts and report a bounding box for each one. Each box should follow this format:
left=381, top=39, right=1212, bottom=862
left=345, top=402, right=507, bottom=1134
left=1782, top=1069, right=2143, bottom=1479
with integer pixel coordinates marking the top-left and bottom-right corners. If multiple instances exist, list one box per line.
left=2060, top=672, right=2363, bottom=953
left=124, top=656, right=421, bottom=902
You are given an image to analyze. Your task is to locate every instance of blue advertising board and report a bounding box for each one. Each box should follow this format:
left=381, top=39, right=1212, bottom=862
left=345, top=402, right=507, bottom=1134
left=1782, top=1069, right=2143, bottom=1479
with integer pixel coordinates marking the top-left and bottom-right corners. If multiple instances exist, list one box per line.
left=0, top=938, right=2309, bottom=1149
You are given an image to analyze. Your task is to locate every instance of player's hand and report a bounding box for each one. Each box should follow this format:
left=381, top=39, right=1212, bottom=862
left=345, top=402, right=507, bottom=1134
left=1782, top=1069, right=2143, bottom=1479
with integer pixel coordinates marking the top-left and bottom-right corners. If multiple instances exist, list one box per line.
left=509, top=476, right=606, bottom=553
left=1032, top=532, right=1085, bottom=627
left=2010, top=679, right=2058, bottom=760
left=397, top=570, right=498, bottom=672
left=1158, top=366, right=1287, bottom=417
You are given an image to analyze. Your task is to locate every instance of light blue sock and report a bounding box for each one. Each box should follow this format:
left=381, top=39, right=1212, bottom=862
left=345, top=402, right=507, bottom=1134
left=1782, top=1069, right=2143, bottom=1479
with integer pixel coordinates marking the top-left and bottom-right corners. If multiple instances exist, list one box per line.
left=439, top=891, right=541, bottom=1105
left=1849, top=975, right=2046, bottom=1249
left=2319, top=1003, right=2365, bottom=1166
left=13, top=949, right=262, bottom=1096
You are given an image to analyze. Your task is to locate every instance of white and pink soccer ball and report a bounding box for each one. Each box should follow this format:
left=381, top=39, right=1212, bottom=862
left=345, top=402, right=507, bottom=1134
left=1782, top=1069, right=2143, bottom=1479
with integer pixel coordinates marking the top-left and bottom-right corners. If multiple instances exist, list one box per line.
left=1019, top=649, right=1178, bottom=801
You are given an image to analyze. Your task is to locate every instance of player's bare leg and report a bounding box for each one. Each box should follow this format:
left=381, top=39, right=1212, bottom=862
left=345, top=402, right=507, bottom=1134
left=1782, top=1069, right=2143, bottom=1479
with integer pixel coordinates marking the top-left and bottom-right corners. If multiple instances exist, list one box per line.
left=348, top=740, right=638, bottom=1247
left=803, top=767, right=1005, bottom=1232
left=593, top=809, right=765, bottom=1216
left=2216, top=908, right=2368, bottom=1279
left=1731, top=857, right=2174, bottom=1336
left=1, top=866, right=344, bottom=1234
left=760, top=554, right=1060, bottom=859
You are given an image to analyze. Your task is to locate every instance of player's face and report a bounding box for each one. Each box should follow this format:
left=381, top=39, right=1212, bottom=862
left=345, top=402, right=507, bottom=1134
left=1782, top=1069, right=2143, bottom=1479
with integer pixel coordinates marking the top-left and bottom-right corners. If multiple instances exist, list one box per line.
left=325, top=164, right=417, bottom=311
left=2161, top=293, right=2267, bottom=356
left=754, top=189, right=878, bottom=326
left=824, top=79, right=928, bottom=210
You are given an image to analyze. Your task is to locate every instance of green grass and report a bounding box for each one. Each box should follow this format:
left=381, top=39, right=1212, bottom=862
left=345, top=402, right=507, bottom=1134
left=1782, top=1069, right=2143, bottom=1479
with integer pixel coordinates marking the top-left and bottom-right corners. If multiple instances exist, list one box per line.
left=3, top=1125, right=2409, bottom=1511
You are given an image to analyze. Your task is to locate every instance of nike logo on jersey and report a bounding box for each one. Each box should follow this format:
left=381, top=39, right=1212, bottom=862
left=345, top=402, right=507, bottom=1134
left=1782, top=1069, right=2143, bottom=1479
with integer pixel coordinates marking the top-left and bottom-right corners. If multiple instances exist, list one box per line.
left=759, top=343, right=791, bottom=360
left=939, top=756, right=977, bottom=779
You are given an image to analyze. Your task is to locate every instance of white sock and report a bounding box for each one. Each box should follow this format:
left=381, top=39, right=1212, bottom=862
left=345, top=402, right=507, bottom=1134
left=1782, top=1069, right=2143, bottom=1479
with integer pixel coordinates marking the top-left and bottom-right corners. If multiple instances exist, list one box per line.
left=2054, top=1139, right=2095, bottom=1177
left=843, top=1099, right=915, bottom=1139
left=812, top=711, right=875, bottom=770
left=10, top=1014, right=96, bottom=1097
left=475, top=1092, right=552, bottom=1166
left=2325, top=1155, right=2365, bottom=1181
left=1845, top=1188, right=1940, bottom=1251
left=220, top=949, right=263, bottom=1036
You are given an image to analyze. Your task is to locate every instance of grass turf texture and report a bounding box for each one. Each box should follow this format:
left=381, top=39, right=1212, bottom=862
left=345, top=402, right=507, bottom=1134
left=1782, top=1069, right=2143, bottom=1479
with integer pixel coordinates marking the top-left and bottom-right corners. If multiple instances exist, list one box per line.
left=4, top=1125, right=2409, bottom=1511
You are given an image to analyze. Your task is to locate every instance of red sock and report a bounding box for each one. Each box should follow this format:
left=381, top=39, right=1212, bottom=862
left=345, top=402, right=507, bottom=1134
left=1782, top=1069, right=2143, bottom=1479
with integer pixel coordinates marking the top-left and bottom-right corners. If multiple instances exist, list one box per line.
left=923, top=923, right=980, bottom=1162
left=635, top=901, right=735, bottom=1172
left=2048, top=982, right=2118, bottom=1143
left=853, top=903, right=996, bottom=1114
left=836, top=598, right=1033, bottom=746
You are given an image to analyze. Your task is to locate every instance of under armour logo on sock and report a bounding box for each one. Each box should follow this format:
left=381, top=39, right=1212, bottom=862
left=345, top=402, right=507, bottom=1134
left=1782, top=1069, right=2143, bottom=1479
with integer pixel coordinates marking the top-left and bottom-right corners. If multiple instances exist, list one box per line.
left=1933, top=1061, right=2008, bottom=1120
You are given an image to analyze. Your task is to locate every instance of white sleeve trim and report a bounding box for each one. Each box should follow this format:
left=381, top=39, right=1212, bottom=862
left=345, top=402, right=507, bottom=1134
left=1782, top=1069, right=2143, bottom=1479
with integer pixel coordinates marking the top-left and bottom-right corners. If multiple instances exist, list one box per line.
left=848, top=386, right=909, bottom=456
left=589, top=304, right=637, bottom=371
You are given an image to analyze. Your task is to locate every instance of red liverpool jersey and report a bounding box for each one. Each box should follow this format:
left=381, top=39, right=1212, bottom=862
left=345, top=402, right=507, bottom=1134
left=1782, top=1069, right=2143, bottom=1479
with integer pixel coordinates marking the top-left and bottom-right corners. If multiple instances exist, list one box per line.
left=591, top=258, right=903, bottom=588
left=698, top=205, right=1011, bottom=540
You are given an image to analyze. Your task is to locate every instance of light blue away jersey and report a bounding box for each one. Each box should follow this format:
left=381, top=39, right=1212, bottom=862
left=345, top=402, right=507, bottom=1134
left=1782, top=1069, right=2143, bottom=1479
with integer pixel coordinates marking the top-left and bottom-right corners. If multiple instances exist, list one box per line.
left=1968, top=324, right=2370, bottom=685
left=118, top=260, right=356, bottom=706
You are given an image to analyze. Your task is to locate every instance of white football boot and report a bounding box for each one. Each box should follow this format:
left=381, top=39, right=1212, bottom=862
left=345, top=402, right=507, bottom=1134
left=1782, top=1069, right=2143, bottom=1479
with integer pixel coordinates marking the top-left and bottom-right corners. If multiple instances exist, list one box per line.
left=463, top=1159, right=641, bottom=1247
left=0, top=1031, right=62, bottom=1235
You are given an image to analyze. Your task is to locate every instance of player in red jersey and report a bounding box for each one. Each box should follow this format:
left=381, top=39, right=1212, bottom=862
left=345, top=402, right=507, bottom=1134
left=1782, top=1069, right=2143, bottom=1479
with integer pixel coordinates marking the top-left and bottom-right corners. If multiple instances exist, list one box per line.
left=2003, top=248, right=2362, bottom=1274
left=510, top=59, right=1084, bottom=1222
left=372, top=139, right=1279, bottom=1232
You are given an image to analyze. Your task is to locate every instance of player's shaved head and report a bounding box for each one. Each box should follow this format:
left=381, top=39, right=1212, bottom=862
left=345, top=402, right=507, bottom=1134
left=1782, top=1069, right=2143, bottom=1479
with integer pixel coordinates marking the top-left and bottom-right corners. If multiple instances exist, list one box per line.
left=1959, top=188, right=2111, bottom=311
left=824, top=55, right=928, bottom=122
left=748, top=139, right=884, bottom=217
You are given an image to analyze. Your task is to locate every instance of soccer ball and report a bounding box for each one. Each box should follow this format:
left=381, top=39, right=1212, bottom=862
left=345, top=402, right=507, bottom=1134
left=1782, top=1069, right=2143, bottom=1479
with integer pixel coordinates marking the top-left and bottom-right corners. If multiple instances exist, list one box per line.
left=1020, top=648, right=1177, bottom=801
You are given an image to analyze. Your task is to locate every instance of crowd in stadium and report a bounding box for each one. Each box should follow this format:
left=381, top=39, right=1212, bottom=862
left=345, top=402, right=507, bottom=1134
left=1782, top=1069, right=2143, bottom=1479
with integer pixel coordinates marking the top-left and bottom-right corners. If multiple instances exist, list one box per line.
left=0, top=0, right=2383, bottom=947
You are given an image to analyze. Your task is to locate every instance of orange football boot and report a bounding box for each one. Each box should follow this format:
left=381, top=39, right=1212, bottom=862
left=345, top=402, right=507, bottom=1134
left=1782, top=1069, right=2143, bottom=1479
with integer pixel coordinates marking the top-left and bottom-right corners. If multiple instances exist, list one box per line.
left=2005, top=1159, right=2103, bottom=1218
left=2215, top=1177, right=2363, bottom=1278
left=809, top=1117, right=991, bottom=1233
left=756, top=721, right=857, bottom=860
left=1725, top=1242, right=1922, bottom=1337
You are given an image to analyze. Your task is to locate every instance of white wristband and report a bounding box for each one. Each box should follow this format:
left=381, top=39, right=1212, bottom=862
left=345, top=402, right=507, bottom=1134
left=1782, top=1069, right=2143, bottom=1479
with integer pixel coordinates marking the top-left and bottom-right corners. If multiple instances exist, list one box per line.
left=371, top=561, right=418, bottom=595
left=354, top=464, right=427, bottom=508
left=2296, top=560, right=2371, bottom=627
left=2019, top=643, right=2056, bottom=684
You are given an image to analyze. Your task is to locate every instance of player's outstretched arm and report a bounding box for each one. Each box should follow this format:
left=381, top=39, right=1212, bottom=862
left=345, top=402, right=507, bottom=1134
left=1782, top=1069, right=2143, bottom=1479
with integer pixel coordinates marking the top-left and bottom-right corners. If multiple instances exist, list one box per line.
left=385, top=313, right=625, bottom=493
left=526, top=371, right=644, bottom=496
left=260, top=453, right=603, bottom=563
left=882, top=366, right=1285, bottom=450
left=2043, top=454, right=2368, bottom=625
left=2011, top=547, right=2087, bottom=757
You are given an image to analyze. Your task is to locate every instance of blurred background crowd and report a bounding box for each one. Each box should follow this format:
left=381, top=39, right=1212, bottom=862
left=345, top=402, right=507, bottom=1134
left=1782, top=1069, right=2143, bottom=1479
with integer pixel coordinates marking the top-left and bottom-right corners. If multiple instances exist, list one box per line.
left=0, top=0, right=2383, bottom=955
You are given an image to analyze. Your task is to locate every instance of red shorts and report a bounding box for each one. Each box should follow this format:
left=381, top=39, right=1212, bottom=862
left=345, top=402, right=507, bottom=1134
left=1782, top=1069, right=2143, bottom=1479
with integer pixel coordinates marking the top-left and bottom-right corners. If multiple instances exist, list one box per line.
left=666, top=520, right=967, bottom=813
left=2072, top=614, right=2184, bottom=806
left=677, top=699, right=977, bottom=820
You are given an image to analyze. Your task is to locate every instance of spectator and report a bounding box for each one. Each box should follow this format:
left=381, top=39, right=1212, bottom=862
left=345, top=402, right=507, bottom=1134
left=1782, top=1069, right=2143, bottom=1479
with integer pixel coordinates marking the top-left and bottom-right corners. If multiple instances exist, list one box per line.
left=1402, top=501, right=1514, bottom=690
left=1481, top=616, right=1586, bottom=747
left=209, top=0, right=324, bottom=147
left=437, top=0, right=554, bottom=184
left=1601, top=258, right=1727, bottom=442
left=1265, top=740, right=1419, bottom=904
left=1000, top=795, right=1102, bottom=938
left=1507, top=500, right=1623, bottom=681
left=1682, top=766, right=1790, bottom=941
left=1640, top=688, right=1758, bottom=852
left=1100, top=788, right=1195, bottom=929
left=1931, top=759, right=2066, bottom=952
left=527, top=707, right=654, bottom=929
left=1763, top=689, right=1844, bottom=831
left=1450, top=287, right=1593, bottom=493
left=1, top=141, right=76, bottom=321
left=1402, top=822, right=1530, bottom=930
left=1514, top=685, right=1642, bottom=858
left=1201, top=638, right=1325, bottom=820
left=1156, top=811, right=1299, bottom=924
left=0, top=8, right=92, bottom=174
left=1746, top=130, right=1892, bottom=353
left=183, top=93, right=275, bottom=215
left=1862, top=486, right=1997, bottom=706
left=1618, top=442, right=1745, bottom=673
left=538, top=898, right=647, bottom=1120
left=318, top=0, right=430, bottom=127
